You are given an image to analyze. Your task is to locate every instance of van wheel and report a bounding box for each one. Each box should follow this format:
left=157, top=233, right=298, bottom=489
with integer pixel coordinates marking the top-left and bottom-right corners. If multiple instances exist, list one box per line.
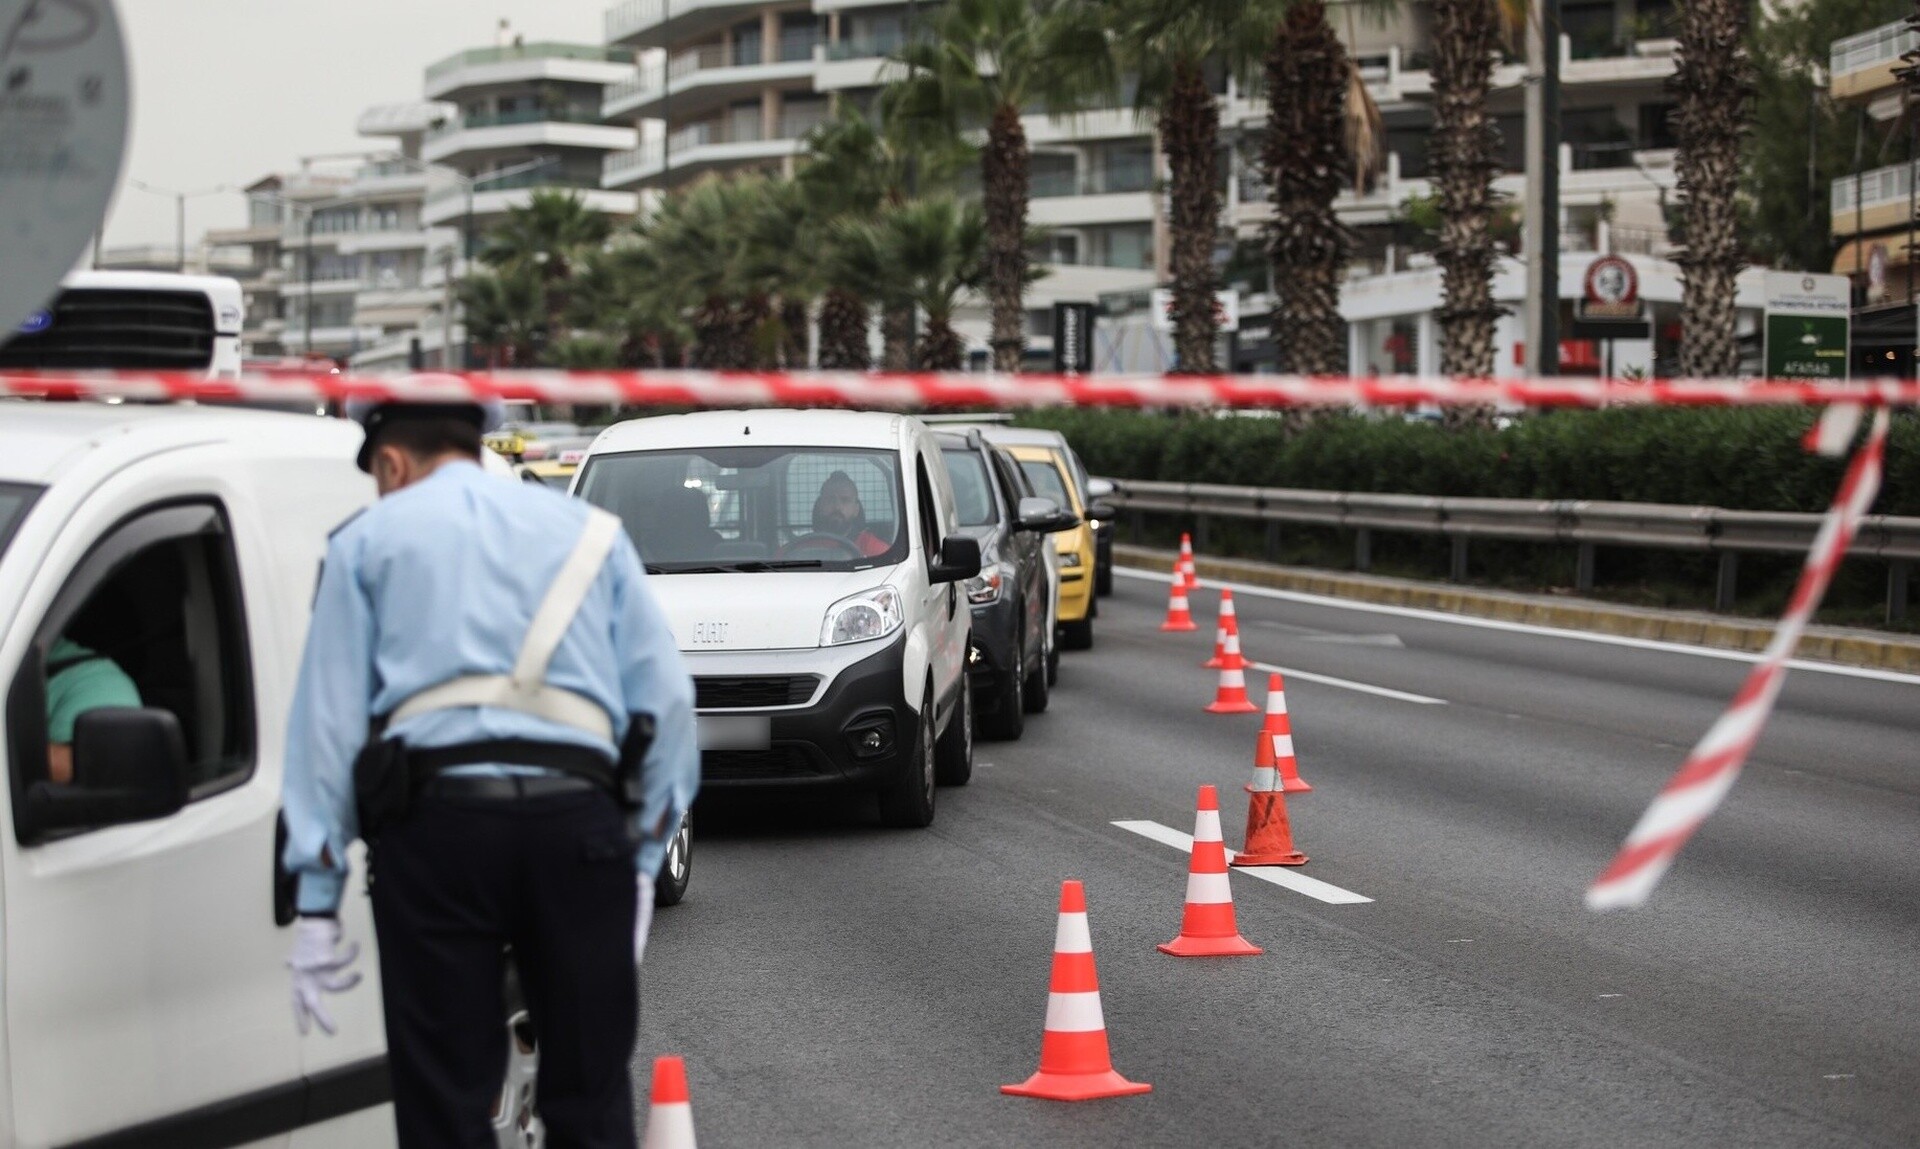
left=935, top=673, right=974, bottom=784
left=1061, top=617, right=1094, bottom=651
left=878, top=690, right=936, bottom=827
left=980, top=625, right=1026, bottom=741
left=653, top=812, right=691, bottom=907
left=1046, top=639, right=1060, bottom=685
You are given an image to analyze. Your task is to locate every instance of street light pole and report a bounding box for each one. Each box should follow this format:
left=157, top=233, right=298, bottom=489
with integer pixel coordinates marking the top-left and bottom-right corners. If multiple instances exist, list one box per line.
left=128, top=180, right=231, bottom=272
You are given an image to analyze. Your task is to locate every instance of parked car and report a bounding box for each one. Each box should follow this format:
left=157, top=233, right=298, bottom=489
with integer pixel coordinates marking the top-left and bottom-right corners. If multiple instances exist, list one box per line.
left=960, top=427, right=1114, bottom=651
left=573, top=409, right=981, bottom=827
left=936, top=431, right=1076, bottom=740
left=1086, top=476, right=1116, bottom=596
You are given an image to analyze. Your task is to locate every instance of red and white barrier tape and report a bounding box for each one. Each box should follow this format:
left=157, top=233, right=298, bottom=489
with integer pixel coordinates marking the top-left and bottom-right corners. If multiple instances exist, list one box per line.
left=1585, top=405, right=1892, bottom=910
left=4, top=368, right=1920, bottom=410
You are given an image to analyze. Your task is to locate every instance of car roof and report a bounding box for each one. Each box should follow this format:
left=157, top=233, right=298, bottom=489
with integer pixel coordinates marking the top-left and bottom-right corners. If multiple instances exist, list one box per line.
left=589, top=408, right=912, bottom=453
left=0, top=402, right=358, bottom=485
left=966, top=425, right=1069, bottom=449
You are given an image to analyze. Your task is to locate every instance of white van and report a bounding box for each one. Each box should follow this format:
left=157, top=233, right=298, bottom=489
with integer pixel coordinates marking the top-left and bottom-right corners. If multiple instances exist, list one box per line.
left=0, top=403, right=411, bottom=1146
left=573, top=410, right=981, bottom=827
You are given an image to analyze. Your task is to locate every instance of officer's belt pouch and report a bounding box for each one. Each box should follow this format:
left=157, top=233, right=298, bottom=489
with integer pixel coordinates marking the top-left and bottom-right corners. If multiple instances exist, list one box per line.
left=353, top=736, right=411, bottom=843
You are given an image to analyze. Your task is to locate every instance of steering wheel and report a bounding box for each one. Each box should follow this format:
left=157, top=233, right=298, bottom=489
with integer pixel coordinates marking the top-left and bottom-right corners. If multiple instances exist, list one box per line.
left=782, top=532, right=866, bottom=560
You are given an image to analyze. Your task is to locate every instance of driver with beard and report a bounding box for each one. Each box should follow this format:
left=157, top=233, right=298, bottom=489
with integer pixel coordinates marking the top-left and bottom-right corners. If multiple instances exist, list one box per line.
left=808, top=471, right=891, bottom=557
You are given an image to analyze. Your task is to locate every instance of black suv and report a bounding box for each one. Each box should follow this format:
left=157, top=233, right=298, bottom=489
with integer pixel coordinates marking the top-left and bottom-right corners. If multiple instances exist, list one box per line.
left=937, top=431, right=1078, bottom=740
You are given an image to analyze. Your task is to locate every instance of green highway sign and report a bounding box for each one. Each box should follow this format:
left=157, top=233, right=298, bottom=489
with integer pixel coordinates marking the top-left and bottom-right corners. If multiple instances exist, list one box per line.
left=1763, top=272, right=1850, bottom=381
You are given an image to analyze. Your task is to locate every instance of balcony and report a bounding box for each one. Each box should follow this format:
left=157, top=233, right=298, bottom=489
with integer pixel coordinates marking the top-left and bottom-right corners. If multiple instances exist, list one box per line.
left=423, top=42, right=637, bottom=99
left=1831, top=20, right=1917, bottom=103
left=601, top=34, right=822, bottom=121
left=602, top=118, right=815, bottom=188
left=423, top=109, right=637, bottom=164
left=604, top=0, right=771, bottom=50
left=1832, top=160, right=1920, bottom=238
left=421, top=178, right=635, bottom=227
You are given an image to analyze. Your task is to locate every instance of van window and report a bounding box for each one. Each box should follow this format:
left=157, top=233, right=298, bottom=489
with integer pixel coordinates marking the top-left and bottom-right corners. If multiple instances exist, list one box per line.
left=0, top=482, right=37, bottom=557
left=915, top=456, right=941, bottom=558
left=6, top=502, right=255, bottom=836
left=577, top=446, right=908, bottom=571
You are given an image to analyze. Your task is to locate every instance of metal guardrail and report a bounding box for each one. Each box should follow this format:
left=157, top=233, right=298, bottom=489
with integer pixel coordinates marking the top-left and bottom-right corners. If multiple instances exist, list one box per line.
left=1106, top=479, right=1920, bottom=623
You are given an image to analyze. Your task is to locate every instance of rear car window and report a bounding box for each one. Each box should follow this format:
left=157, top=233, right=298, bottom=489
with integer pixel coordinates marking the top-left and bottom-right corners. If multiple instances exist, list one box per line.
left=942, top=449, right=997, bottom=528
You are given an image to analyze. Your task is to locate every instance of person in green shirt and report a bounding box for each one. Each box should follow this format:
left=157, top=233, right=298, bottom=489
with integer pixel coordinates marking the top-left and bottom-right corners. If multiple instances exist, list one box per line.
left=45, top=637, right=141, bottom=784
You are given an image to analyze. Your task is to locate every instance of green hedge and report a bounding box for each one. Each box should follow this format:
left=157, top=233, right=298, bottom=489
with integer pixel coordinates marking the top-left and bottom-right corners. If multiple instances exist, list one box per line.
left=1014, top=407, right=1920, bottom=515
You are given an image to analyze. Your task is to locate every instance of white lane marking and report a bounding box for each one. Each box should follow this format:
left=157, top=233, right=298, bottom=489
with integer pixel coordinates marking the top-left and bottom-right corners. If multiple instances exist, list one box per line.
left=1117, top=566, right=1920, bottom=686
left=1247, top=660, right=1447, bottom=706
left=1250, top=620, right=1407, bottom=647
left=1112, top=820, right=1375, bottom=905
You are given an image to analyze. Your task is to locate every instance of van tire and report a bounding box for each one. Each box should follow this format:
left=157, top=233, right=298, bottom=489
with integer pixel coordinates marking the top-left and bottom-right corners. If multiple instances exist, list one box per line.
left=1022, top=636, right=1050, bottom=713
left=653, top=812, right=691, bottom=907
left=879, top=690, right=937, bottom=827
left=980, top=623, right=1026, bottom=741
left=1061, top=617, right=1094, bottom=651
left=934, top=673, right=974, bottom=784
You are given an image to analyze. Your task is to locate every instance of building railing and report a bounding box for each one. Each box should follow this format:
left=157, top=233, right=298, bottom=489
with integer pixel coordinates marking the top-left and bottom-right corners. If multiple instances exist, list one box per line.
left=428, top=105, right=607, bottom=140
left=425, top=42, right=633, bottom=83
left=1030, top=163, right=1156, bottom=199
left=1106, top=478, right=1920, bottom=621
left=424, top=173, right=603, bottom=207
left=1831, top=19, right=1917, bottom=78
left=606, top=0, right=666, bottom=44
left=1832, top=159, right=1917, bottom=216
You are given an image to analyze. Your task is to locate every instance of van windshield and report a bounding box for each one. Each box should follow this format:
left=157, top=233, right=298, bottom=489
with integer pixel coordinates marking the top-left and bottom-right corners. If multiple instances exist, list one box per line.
left=577, top=447, right=909, bottom=573
left=0, top=483, right=38, bottom=559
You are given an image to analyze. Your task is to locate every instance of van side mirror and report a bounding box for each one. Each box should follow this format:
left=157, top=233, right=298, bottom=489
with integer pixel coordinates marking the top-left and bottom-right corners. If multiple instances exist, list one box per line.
left=929, top=534, right=983, bottom=584
left=1086, top=477, right=1115, bottom=499
left=23, top=708, right=190, bottom=840
left=1016, top=496, right=1080, bottom=534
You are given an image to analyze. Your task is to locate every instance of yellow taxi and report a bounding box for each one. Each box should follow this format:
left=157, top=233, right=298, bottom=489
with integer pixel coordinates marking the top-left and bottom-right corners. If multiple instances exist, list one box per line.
left=513, top=447, right=587, bottom=491
left=976, top=428, right=1104, bottom=650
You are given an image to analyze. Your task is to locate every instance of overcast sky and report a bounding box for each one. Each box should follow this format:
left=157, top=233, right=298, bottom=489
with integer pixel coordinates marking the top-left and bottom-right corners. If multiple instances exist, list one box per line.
left=103, top=2, right=603, bottom=251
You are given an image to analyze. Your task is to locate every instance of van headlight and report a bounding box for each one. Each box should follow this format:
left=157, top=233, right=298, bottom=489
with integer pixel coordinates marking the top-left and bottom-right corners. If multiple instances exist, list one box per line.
left=966, top=564, right=1012, bottom=605
left=1059, top=551, right=1083, bottom=568
left=821, top=585, right=904, bottom=646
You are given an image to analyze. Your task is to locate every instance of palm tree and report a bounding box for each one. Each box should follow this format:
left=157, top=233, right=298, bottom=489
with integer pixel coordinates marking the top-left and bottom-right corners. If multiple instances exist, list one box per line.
left=475, top=189, right=613, bottom=357
left=1672, top=0, right=1753, bottom=377
left=892, top=197, right=989, bottom=369
left=457, top=265, right=545, bottom=366
left=1261, top=0, right=1381, bottom=375
left=1105, top=0, right=1280, bottom=374
left=884, top=0, right=1117, bottom=372
left=828, top=213, right=920, bottom=369
left=633, top=179, right=764, bottom=368
left=1428, top=0, right=1506, bottom=386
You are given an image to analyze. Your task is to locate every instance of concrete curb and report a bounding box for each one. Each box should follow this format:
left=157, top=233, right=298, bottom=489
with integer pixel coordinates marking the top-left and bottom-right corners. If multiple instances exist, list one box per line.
left=1115, top=544, right=1920, bottom=674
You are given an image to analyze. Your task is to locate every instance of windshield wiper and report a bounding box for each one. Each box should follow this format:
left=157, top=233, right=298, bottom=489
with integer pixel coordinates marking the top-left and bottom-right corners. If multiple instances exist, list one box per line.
left=724, top=559, right=825, bottom=571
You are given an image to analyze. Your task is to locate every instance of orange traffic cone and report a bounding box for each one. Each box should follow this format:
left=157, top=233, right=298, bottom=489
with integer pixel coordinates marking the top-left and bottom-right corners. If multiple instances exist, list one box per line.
left=1160, top=576, right=1197, bottom=632
left=1003, top=880, right=1153, bottom=1102
left=1233, top=745, right=1308, bottom=867
left=1204, top=631, right=1257, bottom=713
left=1160, top=785, right=1262, bottom=956
left=1261, top=673, right=1312, bottom=793
left=642, top=1055, right=697, bottom=1149
left=1203, top=588, right=1244, bottom=668
left=1177, top=533, right=1198, bottom=591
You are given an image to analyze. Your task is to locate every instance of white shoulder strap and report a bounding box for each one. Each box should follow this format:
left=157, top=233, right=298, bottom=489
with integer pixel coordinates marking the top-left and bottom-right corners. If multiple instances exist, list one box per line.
left=387, top=509, right=623, bottom=741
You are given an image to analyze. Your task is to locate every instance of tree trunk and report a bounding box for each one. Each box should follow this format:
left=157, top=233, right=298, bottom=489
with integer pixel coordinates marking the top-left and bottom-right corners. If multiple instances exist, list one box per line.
left=817, top=287, right=872, bottom=370
left=1673, top=0, right=1752, bottom=378
left=692, top=298, right=733, bottom=369
left=881, top=303, right=914, bottom=371
left=1161, top=61, right=1222, bottom=374
left=916, top=319, right=964, bottom=371
left=739, top=294, right=774, bottom=370
left=1265, top=1, right=1354, bottom=377
left=780, top=298, right=810, bottom=368
left=983, top=103, right=1031, bottom=373
left=1429, top=0, right=1504, bottom=405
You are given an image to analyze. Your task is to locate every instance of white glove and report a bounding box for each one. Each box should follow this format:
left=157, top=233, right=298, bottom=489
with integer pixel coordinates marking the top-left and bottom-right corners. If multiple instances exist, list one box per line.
left=289, top=916, right=362, bottom=1036
left=634, top=874, right=656, bottom=966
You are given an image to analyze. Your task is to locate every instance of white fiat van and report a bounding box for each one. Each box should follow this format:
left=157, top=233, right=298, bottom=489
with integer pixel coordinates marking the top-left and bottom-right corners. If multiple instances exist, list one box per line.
left=573, top=409, right=981, bottom=827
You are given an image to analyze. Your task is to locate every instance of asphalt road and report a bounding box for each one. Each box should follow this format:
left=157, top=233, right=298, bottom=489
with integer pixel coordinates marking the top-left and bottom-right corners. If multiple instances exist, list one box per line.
left=633, top=569, right=1920, bottom=1147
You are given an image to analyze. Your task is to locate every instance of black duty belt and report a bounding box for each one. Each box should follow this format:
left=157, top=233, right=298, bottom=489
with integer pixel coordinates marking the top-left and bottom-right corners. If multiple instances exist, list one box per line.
left=421, top=774, right=604, bottom=800
left=410, top=738, right=619, bottom=793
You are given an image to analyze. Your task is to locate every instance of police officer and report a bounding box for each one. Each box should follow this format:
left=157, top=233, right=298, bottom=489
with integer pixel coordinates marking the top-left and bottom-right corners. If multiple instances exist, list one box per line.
left=280, top=399, right=698, bottom=1147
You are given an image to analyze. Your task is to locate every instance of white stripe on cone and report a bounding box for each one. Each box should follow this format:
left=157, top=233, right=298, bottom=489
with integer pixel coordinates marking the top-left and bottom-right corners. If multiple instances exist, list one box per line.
left=1219, top=669, right=1245, bottom=688
left=1271, top=734, right=1295, bottom=757
left=1249, top=767, right=1278, bottom=791
left=1223, top=633, right=1243, bottom=656
left=1194, top=809, right=1223, bottom=842
left=1184, top=870, right=1233, bottom=905
left=1053, top=910, right=1093, bottom=954
left=1266, top=693, right=1288, bottom=715
left=643, top=1103, right=695, bottom=1149
left=1043, top=990, right=1107, bottom=1033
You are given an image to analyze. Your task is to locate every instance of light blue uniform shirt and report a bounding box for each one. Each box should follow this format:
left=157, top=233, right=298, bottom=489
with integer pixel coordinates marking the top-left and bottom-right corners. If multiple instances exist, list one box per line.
left=282, top=460, right=698, bottom=915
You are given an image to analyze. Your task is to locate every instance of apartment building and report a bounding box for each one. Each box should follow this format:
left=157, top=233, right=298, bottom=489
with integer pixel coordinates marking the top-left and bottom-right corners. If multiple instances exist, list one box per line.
left=421, top=41, right=640, bottom=237
left=1828, top=16, right=1918, bottom=374
left=346, top=102, right=462, bottom=370
left=203, top=169, right=357, bottom=360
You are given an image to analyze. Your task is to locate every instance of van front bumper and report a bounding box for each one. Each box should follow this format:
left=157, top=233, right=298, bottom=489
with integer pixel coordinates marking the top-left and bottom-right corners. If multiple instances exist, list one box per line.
left=686, top=634, right=915, bottom=791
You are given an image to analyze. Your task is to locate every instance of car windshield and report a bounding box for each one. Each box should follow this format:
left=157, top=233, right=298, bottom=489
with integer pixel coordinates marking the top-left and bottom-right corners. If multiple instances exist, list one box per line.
left=942, top=449, right=998, bottom=528
left=0, top=483, right=38, bottom=559
left=1019, top=459, right=1072, bottom=509
left=576, top=445, right=908, bottom=573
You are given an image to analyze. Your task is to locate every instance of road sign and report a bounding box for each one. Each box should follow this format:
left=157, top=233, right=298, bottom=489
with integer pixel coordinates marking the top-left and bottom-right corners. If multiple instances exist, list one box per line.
left=1763, top=272, right=1850, bottom=381
left=1051, top=302, right=1095, bottom=374
left=1150, top=288, right=1239, bottom=333
left=0, top=0, right=130, bottom=333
